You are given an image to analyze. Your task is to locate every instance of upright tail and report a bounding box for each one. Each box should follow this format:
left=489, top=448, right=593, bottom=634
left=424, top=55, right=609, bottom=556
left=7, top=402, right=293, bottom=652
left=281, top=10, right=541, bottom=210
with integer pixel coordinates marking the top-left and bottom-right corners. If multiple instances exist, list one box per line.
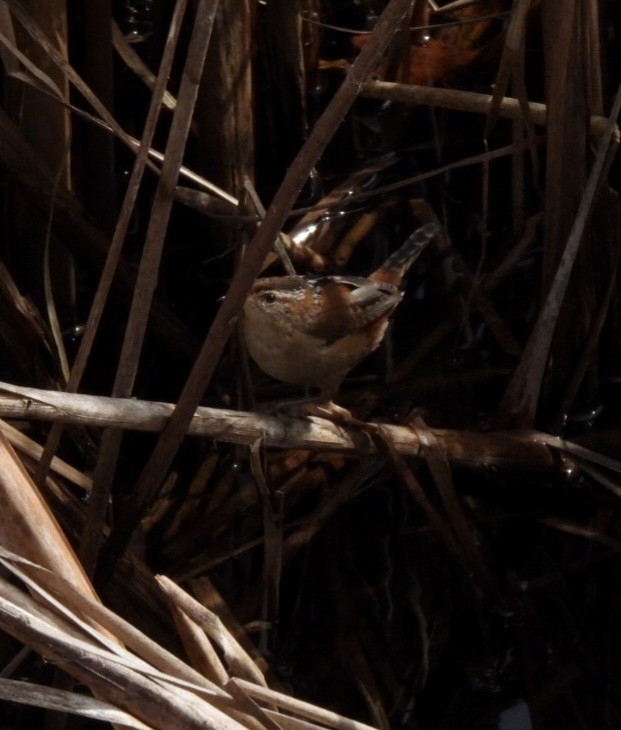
left=369, top=222, right=440, bottom=285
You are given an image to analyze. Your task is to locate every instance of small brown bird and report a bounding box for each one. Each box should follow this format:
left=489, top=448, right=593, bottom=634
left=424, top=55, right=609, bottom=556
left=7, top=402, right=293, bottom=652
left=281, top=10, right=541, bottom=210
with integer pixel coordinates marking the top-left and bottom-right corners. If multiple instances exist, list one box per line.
left=242, top=222, right=440, bottom=403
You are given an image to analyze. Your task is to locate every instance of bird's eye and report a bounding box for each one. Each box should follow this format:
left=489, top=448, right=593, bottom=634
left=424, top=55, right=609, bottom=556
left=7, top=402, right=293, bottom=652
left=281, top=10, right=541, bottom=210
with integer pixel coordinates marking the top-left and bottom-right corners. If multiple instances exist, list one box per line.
left=262, top=292, right=277, bottom=303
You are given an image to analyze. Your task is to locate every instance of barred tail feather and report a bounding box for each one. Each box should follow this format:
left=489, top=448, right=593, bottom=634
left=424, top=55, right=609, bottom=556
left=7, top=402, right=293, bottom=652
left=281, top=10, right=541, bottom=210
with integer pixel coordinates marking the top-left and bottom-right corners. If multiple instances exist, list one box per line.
left=370, top=222, right=440, bottom=283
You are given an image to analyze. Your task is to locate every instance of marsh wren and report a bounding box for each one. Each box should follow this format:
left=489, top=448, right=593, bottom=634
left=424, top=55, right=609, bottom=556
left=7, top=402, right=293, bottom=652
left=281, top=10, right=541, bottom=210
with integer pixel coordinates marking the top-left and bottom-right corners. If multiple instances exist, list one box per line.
left=242, top=222, right=440, bottom=402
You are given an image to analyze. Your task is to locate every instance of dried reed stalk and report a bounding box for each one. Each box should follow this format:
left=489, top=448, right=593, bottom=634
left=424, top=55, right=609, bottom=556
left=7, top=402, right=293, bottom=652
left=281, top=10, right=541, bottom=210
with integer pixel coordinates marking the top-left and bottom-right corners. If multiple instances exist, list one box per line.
left=3, top=380, right=619, bottom=474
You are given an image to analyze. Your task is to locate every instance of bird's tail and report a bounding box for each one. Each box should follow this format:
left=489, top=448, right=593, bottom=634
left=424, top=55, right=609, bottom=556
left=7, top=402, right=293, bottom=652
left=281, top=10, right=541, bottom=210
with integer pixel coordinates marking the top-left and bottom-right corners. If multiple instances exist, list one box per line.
left=369, top=222, right=440, bottom=284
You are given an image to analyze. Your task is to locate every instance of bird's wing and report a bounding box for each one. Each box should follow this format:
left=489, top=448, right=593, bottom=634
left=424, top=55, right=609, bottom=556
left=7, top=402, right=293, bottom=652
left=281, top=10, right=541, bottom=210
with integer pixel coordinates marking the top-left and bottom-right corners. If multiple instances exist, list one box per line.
left=306, top=276, right=402, bottom=344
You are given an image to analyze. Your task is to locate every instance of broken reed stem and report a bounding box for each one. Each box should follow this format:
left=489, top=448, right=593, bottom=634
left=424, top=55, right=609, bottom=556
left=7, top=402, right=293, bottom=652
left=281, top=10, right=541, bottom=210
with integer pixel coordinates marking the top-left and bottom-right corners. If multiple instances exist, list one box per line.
left=155, top=575, right=267, bottom=687
left=0, top=547, right=373, bottom=729
left=0, top=590, right=240, bottom=730
left=361, top=79, right=613, bottom=139
left=228, top=677, right=378, bottom=730
left=0, top=547, right=222, bottom=695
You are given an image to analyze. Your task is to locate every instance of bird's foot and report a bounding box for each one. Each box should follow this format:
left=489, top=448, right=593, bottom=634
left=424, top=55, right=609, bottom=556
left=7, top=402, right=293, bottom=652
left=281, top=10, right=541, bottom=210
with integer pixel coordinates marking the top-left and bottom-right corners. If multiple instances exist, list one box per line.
left=265, top=396, right=355, bottom=424
left=303, top=400, right=353, bottom=423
